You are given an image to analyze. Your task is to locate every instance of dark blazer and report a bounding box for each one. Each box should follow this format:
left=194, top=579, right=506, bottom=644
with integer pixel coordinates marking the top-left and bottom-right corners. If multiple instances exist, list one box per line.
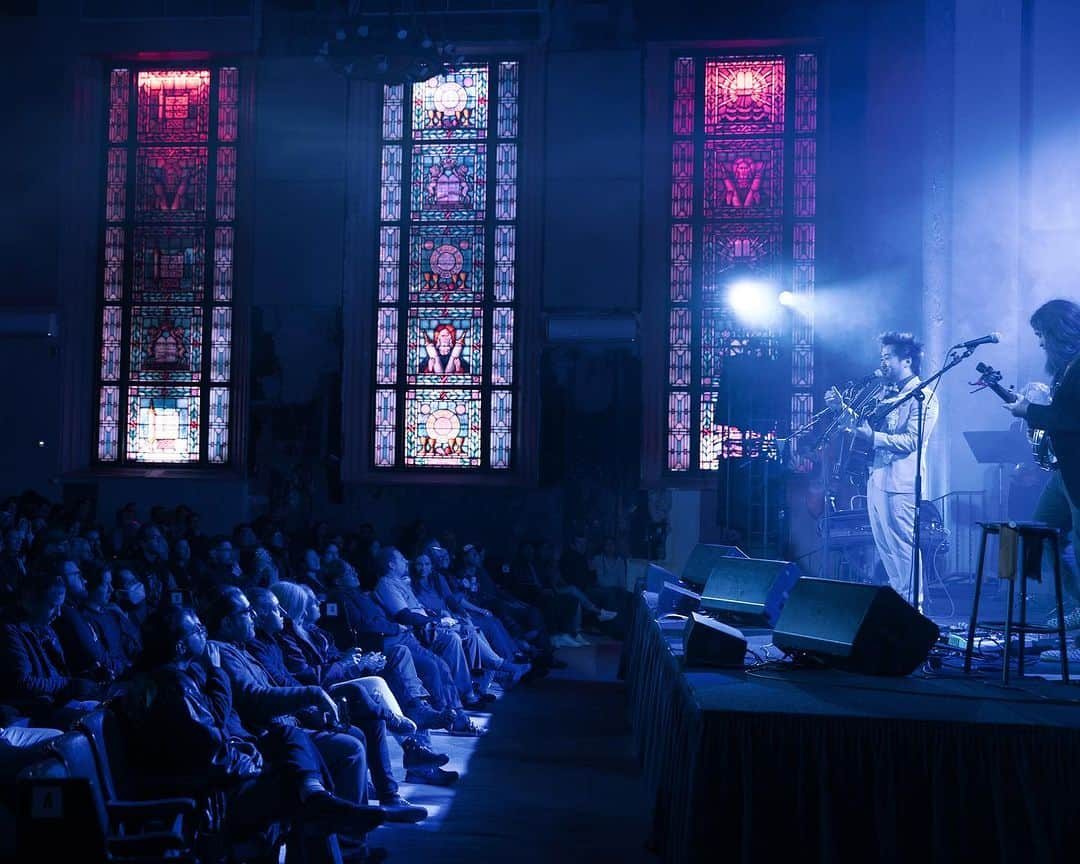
left=214, top=639, right=320, bottom=732
left=1026, top=355, right=1080, bottom=503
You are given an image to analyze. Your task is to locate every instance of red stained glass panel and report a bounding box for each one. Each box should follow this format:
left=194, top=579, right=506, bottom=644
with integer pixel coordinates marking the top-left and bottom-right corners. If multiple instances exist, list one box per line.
left=137, top=70, right=211, bottom=143
left=703, top=139, right=783, bottom=220
left=135, top=147, right=208, bottom=220
left=704, top=57, right=785, bottom=136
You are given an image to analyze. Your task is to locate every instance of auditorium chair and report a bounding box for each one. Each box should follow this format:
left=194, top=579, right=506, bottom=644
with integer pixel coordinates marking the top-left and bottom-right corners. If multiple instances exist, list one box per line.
left=17, top=728, right=197, bottom=861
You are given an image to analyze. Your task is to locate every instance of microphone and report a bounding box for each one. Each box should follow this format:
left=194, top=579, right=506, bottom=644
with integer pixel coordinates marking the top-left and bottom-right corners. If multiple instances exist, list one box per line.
left=957, top=332, right=1002, bottom=349
left=855, top=369, right=885, bottom=386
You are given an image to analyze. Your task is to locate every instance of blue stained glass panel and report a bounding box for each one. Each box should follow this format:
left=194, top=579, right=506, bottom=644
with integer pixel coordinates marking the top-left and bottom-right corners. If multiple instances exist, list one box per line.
left=208, top=387, right=229, bottom=463
left=409, top=224, right=484, bottom=303
left=410, top=144, right=487, bottom=222
left=497, top=62, right=519, bottom=138
left=490, top=390, right=512, bottom=468
left=411, top=67, right=489, bottom=140
left=126, top=385, right=201, bottom=463
left=98, top=386, right=120, bottom=461
left=404, top=389, right=483, bottom=467
left=495, top=144, right=517, bottom=220
left=406, top=307, right=484, bottom=386
left=129, top=306, right=203, bottom=383
left=493, top=225, right=515, bottom=302
left=374, top=390, right=397, bottom=466
left=379, top=227, right=400, bottom=303
left=491, top=308, right=514, bottom=385
left=381, top=146, right=402, bottom=221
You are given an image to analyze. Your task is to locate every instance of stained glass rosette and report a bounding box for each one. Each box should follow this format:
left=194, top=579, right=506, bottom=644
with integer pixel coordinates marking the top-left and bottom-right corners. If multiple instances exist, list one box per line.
left=406, top=307, right=484, bottom=386
left=411, top=67, right=489, bottom=140
left=404, top=390, right=483, bottom=467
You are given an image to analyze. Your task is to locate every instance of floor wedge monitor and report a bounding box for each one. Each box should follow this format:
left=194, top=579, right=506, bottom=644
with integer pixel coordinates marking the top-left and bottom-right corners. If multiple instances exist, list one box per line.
left=773, top=578, right=940, bottom=676
left=683, top=612, right=747, bottom=667
left=698, top=557, right=801, bottom=627
left=680, top=544, right=748, bottom=589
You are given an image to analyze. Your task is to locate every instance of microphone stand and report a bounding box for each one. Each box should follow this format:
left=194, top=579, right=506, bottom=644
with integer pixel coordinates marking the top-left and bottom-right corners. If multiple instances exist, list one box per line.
left=872, top=344, right=977, bottom=609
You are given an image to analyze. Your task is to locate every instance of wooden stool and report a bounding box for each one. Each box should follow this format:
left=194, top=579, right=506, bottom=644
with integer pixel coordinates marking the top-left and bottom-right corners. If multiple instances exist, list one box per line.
left=963, top=521, right=1070, bottom=683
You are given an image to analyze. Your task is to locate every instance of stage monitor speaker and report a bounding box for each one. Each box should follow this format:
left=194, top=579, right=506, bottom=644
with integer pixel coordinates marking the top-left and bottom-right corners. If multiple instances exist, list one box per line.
left=657, top=581, right=701, bottom=616
left=645, top=562, right=678, bottom=594
left=683, top=612, right=747, bottom=667
left=698, top=557, right=802, bottom=628
left=680, top=543, right=749, bottom=589
left=773, top=578, right=940, bottom=676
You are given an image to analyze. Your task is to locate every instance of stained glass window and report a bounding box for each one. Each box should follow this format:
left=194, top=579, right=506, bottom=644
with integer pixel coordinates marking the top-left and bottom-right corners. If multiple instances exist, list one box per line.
left=665, top=53, right=819, bottom=473
left=375, top=61, right=520, bottom=471
left=96, top=66, right=240, bottom=465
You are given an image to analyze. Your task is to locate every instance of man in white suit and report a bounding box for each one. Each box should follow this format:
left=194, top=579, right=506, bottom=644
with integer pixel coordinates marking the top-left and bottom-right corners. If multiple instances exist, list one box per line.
left=826, top=333, right=939, bottom=606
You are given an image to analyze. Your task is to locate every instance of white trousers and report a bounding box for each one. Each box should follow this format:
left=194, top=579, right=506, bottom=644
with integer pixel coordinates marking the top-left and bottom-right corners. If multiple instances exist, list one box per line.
left=867, top=471, right=922, bottom=606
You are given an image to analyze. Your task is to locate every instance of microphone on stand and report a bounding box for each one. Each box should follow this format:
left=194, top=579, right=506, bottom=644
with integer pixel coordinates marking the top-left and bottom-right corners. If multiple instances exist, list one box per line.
left=956, top=332, right=1002, bottom=349
left=852, top=368, right=885, bottom=387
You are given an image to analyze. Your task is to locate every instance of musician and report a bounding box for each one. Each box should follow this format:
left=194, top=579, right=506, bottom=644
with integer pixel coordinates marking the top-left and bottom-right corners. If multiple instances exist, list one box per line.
left=1003, top=299, right=1080, bottom=622
left=825, top=332, right=939, bottom=605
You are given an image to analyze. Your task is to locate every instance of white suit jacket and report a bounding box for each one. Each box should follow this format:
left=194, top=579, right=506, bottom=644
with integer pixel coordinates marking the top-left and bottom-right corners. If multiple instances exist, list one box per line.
left=868, top=375, right=940, bottom=494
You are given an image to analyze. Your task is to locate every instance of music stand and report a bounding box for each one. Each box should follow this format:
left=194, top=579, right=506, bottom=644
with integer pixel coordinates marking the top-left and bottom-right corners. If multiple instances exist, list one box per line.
left=963, top=429, right=1034, bottom=520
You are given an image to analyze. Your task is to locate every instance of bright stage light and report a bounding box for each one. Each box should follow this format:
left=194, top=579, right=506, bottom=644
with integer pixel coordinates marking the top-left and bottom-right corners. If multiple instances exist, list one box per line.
left=778, top=290, right=795, bottom=307
left=726, top=279, right=780, bottom=326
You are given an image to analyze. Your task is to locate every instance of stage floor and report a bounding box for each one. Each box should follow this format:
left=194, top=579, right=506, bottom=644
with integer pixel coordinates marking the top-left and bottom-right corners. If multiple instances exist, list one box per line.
left=621, top=594, right=1080, bottom=864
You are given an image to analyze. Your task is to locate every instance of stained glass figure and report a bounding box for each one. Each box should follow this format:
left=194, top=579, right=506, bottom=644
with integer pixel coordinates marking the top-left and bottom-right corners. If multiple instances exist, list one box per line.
left=407, top=308, right=484, bottom=386
left=410, top=144, right=486, bottom=221
left=412, top=67, right=489, bottom=140
left=409, top=225, right=484, bottom=303
left=704, top=57, right=785, bottom=136
left=404, top=389, right=483, bottom=467
left=703, top=139, right=783, bottom=219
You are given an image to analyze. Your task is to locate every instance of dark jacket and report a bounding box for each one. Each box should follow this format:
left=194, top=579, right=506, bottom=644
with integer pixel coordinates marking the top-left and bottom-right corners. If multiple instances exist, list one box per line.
left=53, top=603, right=111, bottom=679
left=214, top=639, right=320, bottom=732
left=0, top=610, right=89, bottom=710
left=134, top=661, right=262, bottom=782
left=277, top=621, right=351, bottom=689
left=1026, top=355, right=1080, bottom=503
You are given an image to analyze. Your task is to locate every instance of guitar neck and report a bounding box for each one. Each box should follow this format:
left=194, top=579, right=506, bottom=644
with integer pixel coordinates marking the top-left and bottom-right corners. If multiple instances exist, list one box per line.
left=985, top=380, right=1018, bottom=404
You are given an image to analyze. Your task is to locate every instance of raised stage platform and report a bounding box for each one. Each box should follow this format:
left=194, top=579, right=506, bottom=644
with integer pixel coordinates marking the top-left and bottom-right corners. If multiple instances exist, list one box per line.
left=621, top=593, right=1080, bottom=864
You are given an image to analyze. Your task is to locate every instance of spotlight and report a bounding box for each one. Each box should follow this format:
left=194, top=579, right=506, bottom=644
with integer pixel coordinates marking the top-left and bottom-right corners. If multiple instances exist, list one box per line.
left=778, top=290, right=795, bottom=307
left=375, top=56, right=390, bottom=74
left=726, top=279, right=780, bottom=326
left=356, top=24, right=369, bottom=37
left=335, top=27, right=347, bottom=41
left=396, top=27, right=408, bottom=40
left=421, top=35, right=433, bottom=48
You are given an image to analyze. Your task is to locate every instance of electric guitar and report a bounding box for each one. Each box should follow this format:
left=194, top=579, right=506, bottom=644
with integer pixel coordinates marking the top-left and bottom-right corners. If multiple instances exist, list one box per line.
left=974, top=361, right=1056, bottom=470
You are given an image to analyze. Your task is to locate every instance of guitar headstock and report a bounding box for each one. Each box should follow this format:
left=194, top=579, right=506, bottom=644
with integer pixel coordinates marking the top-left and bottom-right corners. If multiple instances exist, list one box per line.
left=974, top=361, right=1003, bottom=386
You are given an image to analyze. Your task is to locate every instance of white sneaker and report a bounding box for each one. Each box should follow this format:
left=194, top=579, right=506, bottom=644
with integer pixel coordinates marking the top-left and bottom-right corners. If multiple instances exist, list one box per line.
left=598, top=609, right=618, bottom=623
left=551, top=633, right=575, bottom=648
left=572, top=634, right=592, bottom=647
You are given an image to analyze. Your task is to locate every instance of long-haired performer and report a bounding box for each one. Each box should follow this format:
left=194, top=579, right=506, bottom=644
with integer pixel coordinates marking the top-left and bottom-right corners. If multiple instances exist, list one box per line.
left=1004, top=299, right=1080, bottom=626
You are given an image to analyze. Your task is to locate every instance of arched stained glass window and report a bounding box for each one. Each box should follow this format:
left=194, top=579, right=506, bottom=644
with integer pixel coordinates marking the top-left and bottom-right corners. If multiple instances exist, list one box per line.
left=664, top=52, right=818, bottom=474
left=96, top=65, right=240, bottom=465
left=374, top=61, right=520, bottom=470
